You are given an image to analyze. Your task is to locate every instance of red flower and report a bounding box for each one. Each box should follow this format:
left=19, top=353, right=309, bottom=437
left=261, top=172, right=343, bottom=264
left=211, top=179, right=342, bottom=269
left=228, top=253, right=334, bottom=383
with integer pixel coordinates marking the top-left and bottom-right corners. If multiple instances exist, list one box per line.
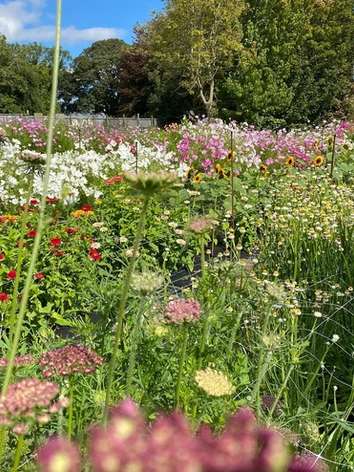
left=105, top=176, right=123, bottom=185
left=27, top=230, right=37, bottom=237
left=50, top=238, right=61, bottom=246
left=64, top=228, right=79, bottom=234
left=81, top=204, right=92, bottom=212
left=16, top=242, right=26, bottom=247
left=46, top=198, right=59, bottom=203
left=0, top=293, right=9, bottom=302
left=30, top=199, right=39, bottom=205
left=0, top=253, right=4, bottom=260
left=89, top=248, right=101, bottom=261
left=34, top=273, right=45, bottom=279
left=54, top=250, right=65, bottom=257
left=6, top=270, right=17, bottom=279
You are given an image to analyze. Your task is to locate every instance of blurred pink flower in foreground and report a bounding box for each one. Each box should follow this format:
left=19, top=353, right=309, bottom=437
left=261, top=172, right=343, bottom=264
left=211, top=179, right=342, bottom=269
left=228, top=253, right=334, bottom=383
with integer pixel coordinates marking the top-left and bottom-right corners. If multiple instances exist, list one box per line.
left=38, top=399, right=325, bottom=472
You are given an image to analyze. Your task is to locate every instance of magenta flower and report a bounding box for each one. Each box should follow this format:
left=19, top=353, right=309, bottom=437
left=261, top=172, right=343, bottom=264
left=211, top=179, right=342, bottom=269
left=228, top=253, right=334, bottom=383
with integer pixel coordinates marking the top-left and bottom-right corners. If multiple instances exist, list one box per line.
left=37, top=436, right=81, bottom=472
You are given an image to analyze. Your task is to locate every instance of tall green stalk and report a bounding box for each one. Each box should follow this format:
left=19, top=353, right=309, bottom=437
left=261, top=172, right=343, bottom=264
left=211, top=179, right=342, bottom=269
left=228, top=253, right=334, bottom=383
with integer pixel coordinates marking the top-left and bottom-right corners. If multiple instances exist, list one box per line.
left=175, top=323, right=189, bottom=408
left=126, top=306, right=145, bottom=396
left=8, top=173, right=34, bottom=343
left=103, top=197, right=150, bottom=422
left=11, top=434, right=24, bottom=472
left=9, top=172, right=34, bottom=346
left=1, top=0, right=62, bottom=398
left=68, top=378, right=74, bottom=440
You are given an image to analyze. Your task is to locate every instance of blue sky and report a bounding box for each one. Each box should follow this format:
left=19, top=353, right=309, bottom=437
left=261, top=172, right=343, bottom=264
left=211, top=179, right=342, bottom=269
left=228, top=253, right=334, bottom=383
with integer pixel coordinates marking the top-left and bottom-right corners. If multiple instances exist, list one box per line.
left=0, top=0, right=163, bottom=57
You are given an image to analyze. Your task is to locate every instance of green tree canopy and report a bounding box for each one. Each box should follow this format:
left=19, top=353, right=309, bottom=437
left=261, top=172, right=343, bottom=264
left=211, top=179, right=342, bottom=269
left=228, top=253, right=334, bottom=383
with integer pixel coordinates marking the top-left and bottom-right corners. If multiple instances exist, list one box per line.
left=64, top=38, right=128, bottom=116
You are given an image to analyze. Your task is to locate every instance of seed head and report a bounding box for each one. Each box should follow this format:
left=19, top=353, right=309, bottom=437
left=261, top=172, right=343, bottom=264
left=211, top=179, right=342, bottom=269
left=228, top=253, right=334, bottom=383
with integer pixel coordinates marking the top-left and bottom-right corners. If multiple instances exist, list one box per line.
left=130, top=271, right=164, bottom=296
left=123, top=170, right=177, bottom=197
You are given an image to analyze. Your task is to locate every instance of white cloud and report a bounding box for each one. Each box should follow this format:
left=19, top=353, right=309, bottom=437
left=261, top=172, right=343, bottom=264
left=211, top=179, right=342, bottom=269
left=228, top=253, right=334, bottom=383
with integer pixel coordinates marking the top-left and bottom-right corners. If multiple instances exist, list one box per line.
left=0, top=0, right=125, bottom=45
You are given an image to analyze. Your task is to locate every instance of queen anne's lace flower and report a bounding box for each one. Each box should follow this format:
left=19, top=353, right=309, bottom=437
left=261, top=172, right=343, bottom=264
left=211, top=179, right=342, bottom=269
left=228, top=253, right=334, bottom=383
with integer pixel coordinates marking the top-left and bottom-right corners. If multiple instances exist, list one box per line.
left=195, top=368, right=235, bottom=396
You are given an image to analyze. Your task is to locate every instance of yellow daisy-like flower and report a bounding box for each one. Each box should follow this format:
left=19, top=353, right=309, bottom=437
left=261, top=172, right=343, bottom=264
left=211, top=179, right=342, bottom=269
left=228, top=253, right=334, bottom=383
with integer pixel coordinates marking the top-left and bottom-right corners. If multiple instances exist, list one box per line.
left=227, top=150, right=234, bottom=162
left=259, top=163, right=268, bottom=176
left=313, top=155, right=324, bottom=167
left=186, top=167, right=194, bottom=180
left=285, top=156, right=295, bottom=167
left=326, top=136, right=333, bottom=146
left=71, top=209, right=94, bottom=218
left=195, top=368, right=235, bottom=396
left=193, top=173, right=202, bottom=184
left=215, top=163, right=222, bottom=173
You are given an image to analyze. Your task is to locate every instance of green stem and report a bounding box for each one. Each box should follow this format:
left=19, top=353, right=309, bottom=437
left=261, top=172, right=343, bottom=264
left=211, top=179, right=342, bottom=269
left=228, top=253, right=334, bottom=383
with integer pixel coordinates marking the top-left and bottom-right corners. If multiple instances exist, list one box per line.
left=103, top=197, right=150, bottom=422
left=12, top=434, right=24, bottom=472
left=0, top=428, right=6, bottom=464
left=1, top=0, right=62, bottom=400
left=126, top=307, right=145, bottom=396
left=269, top=364, right=295, bottom=417
left=251, top=350, right=273, bottom=415
left=197, top=314, right=209, bottom=371
left=175, top=324, right=188, bottom=408
left=303, top=345, right=330, bottom=398
left=200, top=235, right=206, bottom=280
left=8, top=173, right=34, bottom=343
left=68, top=378, right=74, bottom=439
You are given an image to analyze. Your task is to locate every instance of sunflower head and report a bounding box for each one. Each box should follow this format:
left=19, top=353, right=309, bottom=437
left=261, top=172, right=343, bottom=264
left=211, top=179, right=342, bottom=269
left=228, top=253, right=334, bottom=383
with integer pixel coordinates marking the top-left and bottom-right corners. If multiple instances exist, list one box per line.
left=227, top=150, right=234, bottom=162
left=193, top=173, right=202, bottom=184
left=313, top=155, right=324, bottom=167
left=285, top=156, right=295, bottom=167
left=215, top=163, right=222, bottom=173
left=259, top=163, right=268, bottom=176
left=326, top=136, right=333, bottom=145
left=186, top=167, right=194, bottom=180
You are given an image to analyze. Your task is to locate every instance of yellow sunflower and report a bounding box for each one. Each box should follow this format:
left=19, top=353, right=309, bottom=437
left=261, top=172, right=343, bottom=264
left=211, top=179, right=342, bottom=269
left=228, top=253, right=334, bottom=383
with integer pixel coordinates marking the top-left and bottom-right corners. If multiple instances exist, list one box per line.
left=227, top=150, right=234, bottom=162
left=326, top=136, right=333, bottom=146
left=185, top=167, right=194, bottom=180
left=193, top=173, right=202, bottom=184
left=285, top=156, right=295, bottom=167
left=215, top=163, right=222, bottom=173
left=313, top=155, right=324, bottom=167
left=259, top=163, right=268, bottom=176
left=217, top=170, right=227, bottom=179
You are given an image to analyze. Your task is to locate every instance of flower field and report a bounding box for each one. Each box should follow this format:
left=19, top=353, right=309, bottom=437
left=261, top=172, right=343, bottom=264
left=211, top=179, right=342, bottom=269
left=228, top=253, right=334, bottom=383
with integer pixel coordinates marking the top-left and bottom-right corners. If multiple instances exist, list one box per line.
left=1, top=118, right=354, bottom=471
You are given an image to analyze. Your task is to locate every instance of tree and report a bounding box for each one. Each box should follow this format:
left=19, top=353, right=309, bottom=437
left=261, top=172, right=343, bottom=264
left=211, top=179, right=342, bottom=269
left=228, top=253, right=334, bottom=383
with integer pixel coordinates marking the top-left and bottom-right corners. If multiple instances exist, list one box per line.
left=118, top=27, right=153, bottom=116
left=66, top=38, right=128, bottom=115
left=147, top=0, right=245, bottom=118
left=218, top=0, right=354, bottom=127
left=0, top=35, right=53, bottom=114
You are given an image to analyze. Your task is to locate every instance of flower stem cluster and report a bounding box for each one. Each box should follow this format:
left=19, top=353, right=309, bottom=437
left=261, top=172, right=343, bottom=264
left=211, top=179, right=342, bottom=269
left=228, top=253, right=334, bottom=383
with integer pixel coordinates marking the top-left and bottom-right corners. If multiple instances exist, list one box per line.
left=39, top=344, right=104, bottom=378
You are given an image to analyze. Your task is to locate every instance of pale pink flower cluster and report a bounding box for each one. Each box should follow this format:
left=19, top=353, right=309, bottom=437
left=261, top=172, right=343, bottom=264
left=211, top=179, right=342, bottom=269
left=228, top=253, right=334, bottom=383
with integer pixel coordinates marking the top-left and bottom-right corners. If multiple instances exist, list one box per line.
left=0, top=378, right=68, bottom=434
left=165, top=298, right=202, bottom=323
